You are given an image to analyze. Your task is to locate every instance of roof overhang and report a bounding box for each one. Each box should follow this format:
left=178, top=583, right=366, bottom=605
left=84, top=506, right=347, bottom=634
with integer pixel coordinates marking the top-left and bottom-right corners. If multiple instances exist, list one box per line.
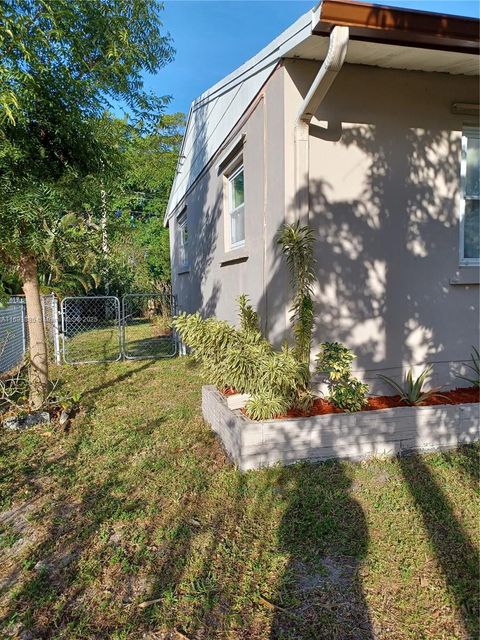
left=165, top=1, right=479, bottom=222
left=313, top=0, right=480, bottom=54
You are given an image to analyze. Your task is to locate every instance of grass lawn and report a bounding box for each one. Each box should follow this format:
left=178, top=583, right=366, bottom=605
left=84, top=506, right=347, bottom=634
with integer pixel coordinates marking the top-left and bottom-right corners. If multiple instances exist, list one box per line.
left=0, top=357, right=478, bottom=639
left=63, top=322, right=176, bottom=363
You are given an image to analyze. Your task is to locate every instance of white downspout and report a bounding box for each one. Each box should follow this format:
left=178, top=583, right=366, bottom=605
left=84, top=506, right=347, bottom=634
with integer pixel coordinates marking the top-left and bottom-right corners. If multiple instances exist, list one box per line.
left=294, top=25, right=349, bottom=223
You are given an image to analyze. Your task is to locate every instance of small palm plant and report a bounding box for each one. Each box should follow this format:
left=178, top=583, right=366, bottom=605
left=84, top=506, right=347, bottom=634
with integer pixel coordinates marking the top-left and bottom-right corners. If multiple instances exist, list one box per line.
left=378, top=365, right=446, bottom=406
left=456, top=347, right=480, bottom=388
left=277, top=222, right=316, bottom=369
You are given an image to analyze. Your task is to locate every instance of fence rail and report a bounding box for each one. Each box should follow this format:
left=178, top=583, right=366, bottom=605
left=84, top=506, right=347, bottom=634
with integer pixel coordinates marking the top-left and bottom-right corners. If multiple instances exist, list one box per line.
left=1, top=292, right=178, bottom=372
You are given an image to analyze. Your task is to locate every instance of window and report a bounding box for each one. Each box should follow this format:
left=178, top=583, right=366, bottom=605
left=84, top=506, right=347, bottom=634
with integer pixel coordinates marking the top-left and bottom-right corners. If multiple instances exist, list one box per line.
left=177, top=211, right=188, bottom=269
left=460, top=127, right=480, bottom=266
left=227, top=164, right=245, bottom=250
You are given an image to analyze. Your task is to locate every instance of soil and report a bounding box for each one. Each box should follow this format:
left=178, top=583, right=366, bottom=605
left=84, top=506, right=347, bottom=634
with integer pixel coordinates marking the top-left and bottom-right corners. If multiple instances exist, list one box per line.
left=223, top=386, right=480, bottom=418
left=285, top=386, right=479, bottom=418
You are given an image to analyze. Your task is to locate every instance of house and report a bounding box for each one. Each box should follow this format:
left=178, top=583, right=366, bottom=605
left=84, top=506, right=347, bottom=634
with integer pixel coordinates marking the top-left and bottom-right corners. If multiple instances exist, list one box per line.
left=165, top=0, right=480, bottom=391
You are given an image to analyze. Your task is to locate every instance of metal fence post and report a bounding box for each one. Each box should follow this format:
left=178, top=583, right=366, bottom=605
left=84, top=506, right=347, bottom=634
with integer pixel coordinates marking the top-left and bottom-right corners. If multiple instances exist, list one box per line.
left=51, top=294, right=61, bottom=364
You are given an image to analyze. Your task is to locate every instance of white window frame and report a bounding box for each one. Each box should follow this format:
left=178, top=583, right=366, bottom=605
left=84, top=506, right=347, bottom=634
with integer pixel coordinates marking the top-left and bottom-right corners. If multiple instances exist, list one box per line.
left=226, top=163, right=245, bottom=251
left=459, top=126, right=480, bottom=267
left=177, top=210, right=188, bottom=269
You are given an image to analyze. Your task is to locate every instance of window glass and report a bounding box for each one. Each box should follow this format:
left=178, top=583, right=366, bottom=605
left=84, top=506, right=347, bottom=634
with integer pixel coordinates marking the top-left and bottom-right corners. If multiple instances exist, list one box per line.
left=230, top=207, right=245, bottom=247
left=461, top=129, right=480, bottom=265
left=465, top=135, right=480, bottom=197
left=231, top=170, right=244, bottom=209
left=227, top=165, right=245, bottom=249
left=177, top=212, right=188, bottom=267
left=464, top=199, right=480, bottom=260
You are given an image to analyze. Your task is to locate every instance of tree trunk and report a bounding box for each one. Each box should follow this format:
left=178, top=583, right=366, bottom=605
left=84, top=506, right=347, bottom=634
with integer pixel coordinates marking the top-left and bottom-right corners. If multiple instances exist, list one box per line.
left=19, top=254, right=49, bottom=409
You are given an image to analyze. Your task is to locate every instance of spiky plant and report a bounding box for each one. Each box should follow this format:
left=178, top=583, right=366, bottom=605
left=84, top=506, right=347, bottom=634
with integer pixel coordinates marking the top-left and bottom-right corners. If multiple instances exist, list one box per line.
left=378, top=365, right=447, bottom=406
left=244, top=391, right=289, bottom=421
left=277, top=222, right=316, bottom=368
left=172, top=296, right=311, bottom=419
left=457, top=347, right=480, bottom=388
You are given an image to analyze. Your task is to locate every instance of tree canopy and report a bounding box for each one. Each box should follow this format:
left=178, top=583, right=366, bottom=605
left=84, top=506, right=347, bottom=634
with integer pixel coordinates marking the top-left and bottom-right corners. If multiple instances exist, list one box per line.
left=0, top=0, right=177, bottom=406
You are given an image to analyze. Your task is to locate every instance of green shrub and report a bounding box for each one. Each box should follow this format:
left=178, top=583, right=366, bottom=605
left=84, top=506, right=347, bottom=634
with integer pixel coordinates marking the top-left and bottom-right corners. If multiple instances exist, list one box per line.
left=277, top=222, right=316, bottom=368
left=378, top=365, right=446, bottom=405
left=244, top=391, right=289, bottom=421
left=328, top=378, right=369, bottom=412
left=316, top=342, right=368, bottom=412
left=172, top=296, right=310, bottom=419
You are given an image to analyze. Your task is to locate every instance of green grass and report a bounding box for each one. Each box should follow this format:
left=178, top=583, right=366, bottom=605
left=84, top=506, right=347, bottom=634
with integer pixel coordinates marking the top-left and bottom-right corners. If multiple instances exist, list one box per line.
left=63, top=322, right=175, bottom=363
left=0, top=358, right=478, bottom=639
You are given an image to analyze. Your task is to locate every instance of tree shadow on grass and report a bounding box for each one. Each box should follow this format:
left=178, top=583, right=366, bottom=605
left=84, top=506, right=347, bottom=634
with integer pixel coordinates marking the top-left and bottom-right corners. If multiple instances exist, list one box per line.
left=269, top=461, right=374, bottom=640
left=81, top=359, right=157, bottom=399
left=398, top=451, right=479, bottom=637
left=440, top=443, right=480, bottom=491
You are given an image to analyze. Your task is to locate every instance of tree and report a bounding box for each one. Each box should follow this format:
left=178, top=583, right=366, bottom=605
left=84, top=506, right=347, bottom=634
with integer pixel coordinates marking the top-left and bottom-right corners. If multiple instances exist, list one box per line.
left=101, top=113, right=184, bottom=294
left=0, top=0, right=173, bottom=408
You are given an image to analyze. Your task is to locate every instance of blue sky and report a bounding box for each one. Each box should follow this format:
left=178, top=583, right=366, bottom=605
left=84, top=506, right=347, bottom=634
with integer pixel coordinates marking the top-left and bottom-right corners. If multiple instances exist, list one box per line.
left=146, top=0, right=479, bottom=115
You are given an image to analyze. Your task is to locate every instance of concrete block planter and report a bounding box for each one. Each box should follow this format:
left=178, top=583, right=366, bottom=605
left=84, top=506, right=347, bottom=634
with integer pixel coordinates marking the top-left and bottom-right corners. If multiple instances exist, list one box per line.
left=202, top=385, right=480, bottom=471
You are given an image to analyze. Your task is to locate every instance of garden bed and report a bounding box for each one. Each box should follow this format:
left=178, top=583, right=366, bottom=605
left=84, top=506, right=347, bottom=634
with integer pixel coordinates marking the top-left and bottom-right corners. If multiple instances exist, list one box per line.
left=204, top=386, right=480, bottom=471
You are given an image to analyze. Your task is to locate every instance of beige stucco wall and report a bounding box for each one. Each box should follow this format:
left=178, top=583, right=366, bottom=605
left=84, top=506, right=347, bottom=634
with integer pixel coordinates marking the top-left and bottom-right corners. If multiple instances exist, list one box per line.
left=171, top=59, right=479, bottom=391
left=284, top=60, right=479, bottom=389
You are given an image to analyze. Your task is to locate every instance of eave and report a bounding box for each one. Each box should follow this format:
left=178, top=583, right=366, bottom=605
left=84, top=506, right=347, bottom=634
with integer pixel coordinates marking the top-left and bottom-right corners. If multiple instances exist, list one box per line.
left=313, top=0, right=480, bottom=55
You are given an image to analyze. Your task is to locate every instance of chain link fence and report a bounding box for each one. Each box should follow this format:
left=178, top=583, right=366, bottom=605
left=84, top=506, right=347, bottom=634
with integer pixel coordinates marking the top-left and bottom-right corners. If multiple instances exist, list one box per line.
left=61, top=296, right=122, bottom=364
left=122, top=293, right=177, bottom=360
left=0, top=294, right=61, bottom=375
left=1, top=292, right=177, bottom=371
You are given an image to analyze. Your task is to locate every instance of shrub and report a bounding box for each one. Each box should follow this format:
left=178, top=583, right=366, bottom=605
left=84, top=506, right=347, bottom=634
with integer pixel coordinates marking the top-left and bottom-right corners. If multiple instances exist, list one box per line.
left=378, top=365, right=446, bottom=405
left=316, top=342, right=368, bottom=412
left=456, top=347, right=480, bottom=388
left=277, top=222, right=316, bottom=368
left=172, top=296, right=310, bottom=419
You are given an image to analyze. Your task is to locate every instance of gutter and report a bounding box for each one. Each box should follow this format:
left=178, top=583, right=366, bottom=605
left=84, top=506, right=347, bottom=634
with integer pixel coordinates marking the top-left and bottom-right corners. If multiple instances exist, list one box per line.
left=294, top=23, right=349, bottom=223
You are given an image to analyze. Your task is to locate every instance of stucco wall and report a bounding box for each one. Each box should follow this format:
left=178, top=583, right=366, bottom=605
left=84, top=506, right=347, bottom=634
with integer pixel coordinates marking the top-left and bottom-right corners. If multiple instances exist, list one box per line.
left=170, top=67, right=290, bottom=341
left=171, top=59, right=479, bottom=391
left=283, top=60, right=479, bottom=390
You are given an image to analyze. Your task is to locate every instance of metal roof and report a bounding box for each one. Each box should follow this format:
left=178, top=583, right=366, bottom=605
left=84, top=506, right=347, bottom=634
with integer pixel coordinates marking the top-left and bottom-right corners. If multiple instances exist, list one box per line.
left=165, top=1, right=479, bottom=221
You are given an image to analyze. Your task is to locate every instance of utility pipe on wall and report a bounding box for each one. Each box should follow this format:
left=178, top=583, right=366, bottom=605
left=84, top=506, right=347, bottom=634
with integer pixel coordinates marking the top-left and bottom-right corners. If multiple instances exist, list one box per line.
left=294, top=24, right=349, bottom=223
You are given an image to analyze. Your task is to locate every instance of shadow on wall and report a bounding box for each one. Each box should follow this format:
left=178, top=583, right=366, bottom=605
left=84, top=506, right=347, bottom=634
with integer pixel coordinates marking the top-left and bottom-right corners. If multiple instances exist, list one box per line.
left=310, top=124, right=466, bottom=383
left=173, top=97, right=222, bottom=318
left=259, top=116, right=476, bottom=390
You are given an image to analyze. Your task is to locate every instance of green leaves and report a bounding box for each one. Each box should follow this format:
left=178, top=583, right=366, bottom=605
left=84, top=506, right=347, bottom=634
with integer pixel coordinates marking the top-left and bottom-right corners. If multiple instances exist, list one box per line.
left=277, top=222, right=316, bottom=367
left=316, top=342, right=369, bottom=412
left=0, top=0, right=173, bottom=129
left=378, top=365, right=446, bottom=405
left=316, top=342, right=356, bottom=382
left=456, top=347, right=480, bottom=388
left=172, top=296, right=310, bottom=420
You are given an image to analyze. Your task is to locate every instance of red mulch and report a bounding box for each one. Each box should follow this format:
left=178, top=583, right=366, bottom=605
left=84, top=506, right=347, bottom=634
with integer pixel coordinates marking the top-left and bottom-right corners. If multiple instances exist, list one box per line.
left=224, top=386, right=479, bottom=418
left=284, top=386, right=479, bottom=418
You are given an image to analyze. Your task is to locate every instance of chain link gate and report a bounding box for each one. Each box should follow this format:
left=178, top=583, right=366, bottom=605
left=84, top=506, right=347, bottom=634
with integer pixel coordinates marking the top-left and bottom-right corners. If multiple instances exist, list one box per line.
left=122, top=293, right=177, bottom=359
left=61, top=294, right=177, bottom=364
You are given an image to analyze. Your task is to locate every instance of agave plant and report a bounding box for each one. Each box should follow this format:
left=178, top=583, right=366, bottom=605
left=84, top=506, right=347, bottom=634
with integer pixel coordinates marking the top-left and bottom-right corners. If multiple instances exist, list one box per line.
left=378, top=365, right=447, bottom=406
left=456, top=347, right=480, bottom=388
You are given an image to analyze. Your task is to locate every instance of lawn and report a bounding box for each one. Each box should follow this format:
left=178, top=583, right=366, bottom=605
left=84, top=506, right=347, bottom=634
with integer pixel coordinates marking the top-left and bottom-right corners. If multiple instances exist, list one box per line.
left=0, top=357, right=478, bottom=639
left=63, top=322, right=176, bottom=363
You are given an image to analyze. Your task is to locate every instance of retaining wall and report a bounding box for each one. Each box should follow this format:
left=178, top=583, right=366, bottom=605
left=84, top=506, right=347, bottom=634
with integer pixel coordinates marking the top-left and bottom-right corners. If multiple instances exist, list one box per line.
left=202, top=385, right=480, bottom=471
